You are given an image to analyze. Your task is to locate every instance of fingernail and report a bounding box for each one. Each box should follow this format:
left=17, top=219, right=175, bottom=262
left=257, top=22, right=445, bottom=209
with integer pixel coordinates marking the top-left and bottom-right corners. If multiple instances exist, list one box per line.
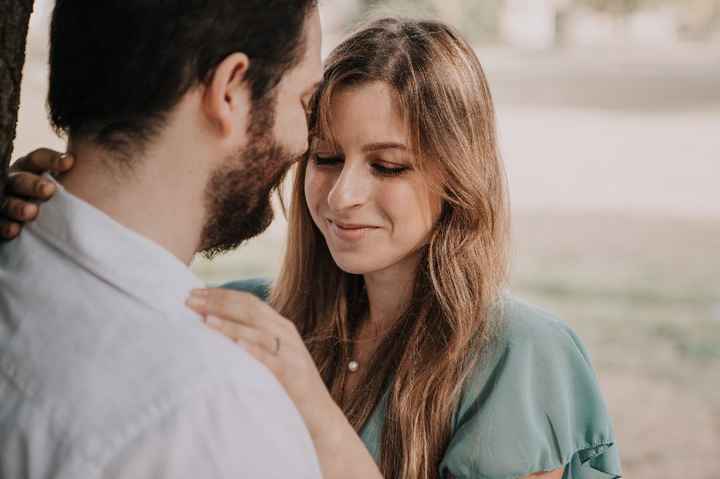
left=57, top=153, right=74, bottom=169
left=186, top=295, right=206, bottom=309
left=191, top=288, right=209, bottom=297
left=206, top=315, right=222, bottom=328
left=39, top=182, right=55, bottom=197
left=23, top=204, right=37, bottom=219
left=2, top=223, right=19, bottom=238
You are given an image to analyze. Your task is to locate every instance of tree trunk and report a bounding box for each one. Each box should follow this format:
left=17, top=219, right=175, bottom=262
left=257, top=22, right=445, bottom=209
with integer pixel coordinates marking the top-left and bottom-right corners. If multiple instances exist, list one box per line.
left=0, top=0, right=34, bottom=197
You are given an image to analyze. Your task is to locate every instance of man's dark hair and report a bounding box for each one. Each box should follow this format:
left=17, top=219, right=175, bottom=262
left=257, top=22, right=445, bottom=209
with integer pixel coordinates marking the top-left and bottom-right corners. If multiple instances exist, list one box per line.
left=48, top=0, right=317, bottom=155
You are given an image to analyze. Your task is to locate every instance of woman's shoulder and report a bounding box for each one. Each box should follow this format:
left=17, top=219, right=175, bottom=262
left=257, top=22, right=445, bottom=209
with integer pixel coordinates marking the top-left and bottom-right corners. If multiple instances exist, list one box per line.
left=439, top=294, right=621, bottom=479
left=495, top=295, right=588, bottom=357
left=473, top=295, right=594, bottom=379
left=220, top=277, right=272, bottom=302
left=464, top=294, right=596, bottom=401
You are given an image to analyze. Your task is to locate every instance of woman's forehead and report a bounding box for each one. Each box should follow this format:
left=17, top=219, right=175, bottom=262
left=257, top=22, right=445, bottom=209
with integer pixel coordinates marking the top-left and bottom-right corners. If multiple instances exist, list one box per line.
left=313, top=83, right=411, bottom=149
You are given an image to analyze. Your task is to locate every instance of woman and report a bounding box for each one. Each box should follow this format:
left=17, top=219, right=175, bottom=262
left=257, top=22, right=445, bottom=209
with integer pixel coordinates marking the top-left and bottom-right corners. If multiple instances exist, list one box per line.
left=1, top=18, right=621, bottom=479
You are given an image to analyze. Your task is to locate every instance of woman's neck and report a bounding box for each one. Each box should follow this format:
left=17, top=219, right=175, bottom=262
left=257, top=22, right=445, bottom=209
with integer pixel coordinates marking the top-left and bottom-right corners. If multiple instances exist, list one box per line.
left=362, top=251, right=421, bottom=336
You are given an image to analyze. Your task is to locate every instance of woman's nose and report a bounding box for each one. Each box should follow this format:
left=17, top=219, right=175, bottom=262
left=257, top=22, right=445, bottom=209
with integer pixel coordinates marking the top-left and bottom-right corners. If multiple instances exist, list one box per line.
left=327, top=162, right=370, bottom=212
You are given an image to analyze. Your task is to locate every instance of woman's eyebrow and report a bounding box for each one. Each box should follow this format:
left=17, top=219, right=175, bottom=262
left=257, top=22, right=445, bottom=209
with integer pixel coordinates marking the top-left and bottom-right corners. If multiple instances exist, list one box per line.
left=361, top=142, right=408, bottom=153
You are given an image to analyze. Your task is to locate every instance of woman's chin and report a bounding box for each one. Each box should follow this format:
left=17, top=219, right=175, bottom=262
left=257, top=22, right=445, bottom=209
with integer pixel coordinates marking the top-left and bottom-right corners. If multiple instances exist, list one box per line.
left=334, top=261, right=374, bottom=276
left=330, top=252, right=383, bottom=276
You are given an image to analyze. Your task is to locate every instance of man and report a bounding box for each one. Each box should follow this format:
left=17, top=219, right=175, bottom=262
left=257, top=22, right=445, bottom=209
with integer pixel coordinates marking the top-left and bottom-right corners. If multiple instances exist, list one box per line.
left=0, top=1, right=324, bottom=478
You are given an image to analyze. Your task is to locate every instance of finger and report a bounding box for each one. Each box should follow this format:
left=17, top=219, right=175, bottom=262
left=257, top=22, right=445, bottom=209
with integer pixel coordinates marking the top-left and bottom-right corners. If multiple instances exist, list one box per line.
left=205, top=316, right=269, bottom=347
left=0, top=197, right=38, bottom=222
left=10, top=149, right=74, bottom=174
left=0, top=221, right=21, bottom=240
left=7, top=172, right=57, bottom=199
left=232, top=335, right=281, bottom=373
left=188, top=288, right=278, bottom=330
left=205, top=315, right=283, bottom=356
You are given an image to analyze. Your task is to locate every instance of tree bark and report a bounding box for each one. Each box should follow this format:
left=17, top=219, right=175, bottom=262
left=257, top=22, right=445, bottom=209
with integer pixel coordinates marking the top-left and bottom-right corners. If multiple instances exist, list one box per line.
left=0, top=0, right=34, bottom=197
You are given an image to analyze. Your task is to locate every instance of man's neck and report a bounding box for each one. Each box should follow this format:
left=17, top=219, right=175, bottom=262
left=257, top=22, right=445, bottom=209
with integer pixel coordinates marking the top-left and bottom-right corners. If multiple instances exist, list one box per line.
left=58, top=141, right=208, bottom=265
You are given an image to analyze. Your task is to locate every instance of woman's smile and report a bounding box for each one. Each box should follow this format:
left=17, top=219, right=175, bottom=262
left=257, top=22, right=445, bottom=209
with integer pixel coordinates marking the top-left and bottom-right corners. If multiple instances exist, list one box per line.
left=327, top=219, right=379, bottom=242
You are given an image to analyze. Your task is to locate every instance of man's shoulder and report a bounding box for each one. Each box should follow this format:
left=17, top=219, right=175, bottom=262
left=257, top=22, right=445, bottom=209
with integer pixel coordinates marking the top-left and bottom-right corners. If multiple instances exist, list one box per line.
left=52, top=311, right=279, bottom=411
left=4, top=306, right=286, bottom=449
left=1, top=312, right=317, bottom=476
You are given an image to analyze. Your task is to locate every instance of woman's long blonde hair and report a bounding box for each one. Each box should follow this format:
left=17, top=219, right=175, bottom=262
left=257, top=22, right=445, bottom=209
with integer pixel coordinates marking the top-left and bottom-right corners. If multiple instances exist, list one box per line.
left=272, top=18, right=509, bottom=479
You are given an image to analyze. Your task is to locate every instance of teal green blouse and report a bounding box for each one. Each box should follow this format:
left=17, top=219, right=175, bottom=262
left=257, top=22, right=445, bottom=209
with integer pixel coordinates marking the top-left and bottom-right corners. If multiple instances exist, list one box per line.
left=223, top=279, right=622, bottom=479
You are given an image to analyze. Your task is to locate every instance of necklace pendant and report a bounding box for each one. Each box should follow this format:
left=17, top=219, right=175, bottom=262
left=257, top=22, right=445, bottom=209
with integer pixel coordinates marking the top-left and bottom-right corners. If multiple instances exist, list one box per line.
left=348, top=360, right=359, bottom=372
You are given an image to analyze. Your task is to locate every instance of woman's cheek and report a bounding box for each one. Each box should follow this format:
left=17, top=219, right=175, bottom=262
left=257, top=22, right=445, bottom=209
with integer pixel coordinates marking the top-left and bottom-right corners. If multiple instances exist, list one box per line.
left=385, top=180, right=436, bottom=242
left=304, top=167, right=327, bottom=224
left=380, top=181, right=416, bottom=221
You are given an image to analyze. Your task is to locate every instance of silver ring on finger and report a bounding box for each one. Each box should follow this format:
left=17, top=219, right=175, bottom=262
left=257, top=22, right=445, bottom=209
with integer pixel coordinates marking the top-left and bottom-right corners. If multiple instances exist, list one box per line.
left=273, top=336, right=281, bottom=356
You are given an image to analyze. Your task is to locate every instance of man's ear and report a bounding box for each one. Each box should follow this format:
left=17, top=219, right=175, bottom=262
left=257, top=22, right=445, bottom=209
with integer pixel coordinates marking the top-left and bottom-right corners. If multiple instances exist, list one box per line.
left=202, top=52, right=251, bottom=139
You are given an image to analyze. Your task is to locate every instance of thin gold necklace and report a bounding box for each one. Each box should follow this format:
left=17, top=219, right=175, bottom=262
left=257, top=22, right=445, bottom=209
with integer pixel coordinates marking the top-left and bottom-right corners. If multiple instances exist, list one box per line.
left=347, top=319, right=394, bottom=373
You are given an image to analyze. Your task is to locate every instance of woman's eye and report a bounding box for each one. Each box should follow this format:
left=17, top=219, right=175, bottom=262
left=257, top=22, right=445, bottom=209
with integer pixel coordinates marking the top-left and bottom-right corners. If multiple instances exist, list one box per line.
left=372, top=163, right=410, bottom=177
left=313, top=155, right=343, bottom=167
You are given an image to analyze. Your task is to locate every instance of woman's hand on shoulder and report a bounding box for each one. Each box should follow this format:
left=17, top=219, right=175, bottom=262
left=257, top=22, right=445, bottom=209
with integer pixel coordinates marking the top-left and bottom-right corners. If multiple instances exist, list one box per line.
left=1, top=149, right=74, bottom=239
left=186, top=287, right=341, bottom=441
left=526, top=468, right=563, bottom=479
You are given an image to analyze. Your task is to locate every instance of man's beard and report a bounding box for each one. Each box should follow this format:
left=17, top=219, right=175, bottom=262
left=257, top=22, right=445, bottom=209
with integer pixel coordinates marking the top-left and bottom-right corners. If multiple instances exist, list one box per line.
left=198, top=95, right=299, bottom=259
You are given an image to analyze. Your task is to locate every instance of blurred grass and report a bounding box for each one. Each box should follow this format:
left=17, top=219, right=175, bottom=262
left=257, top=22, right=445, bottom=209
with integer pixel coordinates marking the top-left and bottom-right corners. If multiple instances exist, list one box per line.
left=509, top=212, right=720, bottom=478
left=509, top=211, right=720, bottom=372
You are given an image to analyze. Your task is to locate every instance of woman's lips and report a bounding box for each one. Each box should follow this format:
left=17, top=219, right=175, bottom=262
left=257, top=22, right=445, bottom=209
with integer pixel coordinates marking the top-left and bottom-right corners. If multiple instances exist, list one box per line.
left=327, top=219, right=378, bottom=242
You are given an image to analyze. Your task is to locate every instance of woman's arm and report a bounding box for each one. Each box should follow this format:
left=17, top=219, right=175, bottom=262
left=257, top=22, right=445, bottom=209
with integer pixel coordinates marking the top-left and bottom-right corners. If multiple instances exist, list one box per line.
left=186, top=288, right=383, bottom=479
left=309, top=399, right=385, bottom=479
left=526, top=469, right=563, bottom=479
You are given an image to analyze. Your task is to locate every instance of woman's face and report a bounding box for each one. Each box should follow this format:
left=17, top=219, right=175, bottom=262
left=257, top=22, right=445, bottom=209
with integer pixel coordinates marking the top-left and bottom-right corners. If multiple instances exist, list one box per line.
left=305, top=81, right=441, bottom=276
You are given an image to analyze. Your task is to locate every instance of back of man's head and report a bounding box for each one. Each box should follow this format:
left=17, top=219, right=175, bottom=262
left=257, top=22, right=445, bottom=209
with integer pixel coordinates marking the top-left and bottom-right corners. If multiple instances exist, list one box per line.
left=48, top=0, right=317, bottom=157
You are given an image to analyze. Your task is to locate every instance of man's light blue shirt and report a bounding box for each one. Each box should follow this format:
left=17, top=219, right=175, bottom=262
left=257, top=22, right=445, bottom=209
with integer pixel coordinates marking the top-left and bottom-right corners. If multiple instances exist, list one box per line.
left=0, top=177, right=321, bottom=478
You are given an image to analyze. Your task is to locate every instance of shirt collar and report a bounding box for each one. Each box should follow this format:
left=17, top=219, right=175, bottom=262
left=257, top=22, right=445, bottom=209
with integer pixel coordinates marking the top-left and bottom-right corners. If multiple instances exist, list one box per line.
left=29, top=173, right=205, bottom=318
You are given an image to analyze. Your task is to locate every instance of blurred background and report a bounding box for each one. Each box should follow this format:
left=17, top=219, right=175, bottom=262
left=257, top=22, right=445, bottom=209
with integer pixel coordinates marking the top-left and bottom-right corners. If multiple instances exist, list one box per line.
left=13, top=0, right=720, bottom=477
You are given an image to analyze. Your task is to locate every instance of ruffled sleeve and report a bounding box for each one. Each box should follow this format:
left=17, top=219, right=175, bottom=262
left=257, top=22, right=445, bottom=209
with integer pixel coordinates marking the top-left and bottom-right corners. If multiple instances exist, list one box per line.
left=439, top=297, right=622, bottom=479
